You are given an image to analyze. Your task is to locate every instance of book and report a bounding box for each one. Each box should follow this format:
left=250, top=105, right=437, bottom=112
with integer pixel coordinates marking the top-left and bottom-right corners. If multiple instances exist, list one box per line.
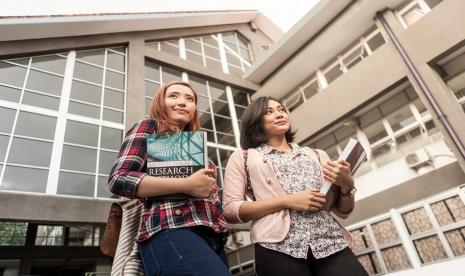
left=146, top=131, right=207, bottom=200
left=320, top=138, right=367, bottom=196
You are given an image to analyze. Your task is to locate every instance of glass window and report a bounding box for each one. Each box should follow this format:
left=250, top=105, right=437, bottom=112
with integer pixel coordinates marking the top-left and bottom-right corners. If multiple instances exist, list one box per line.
left=351, top=227, right=373, bottom=252
left=22, top=91, right=60, bottom=111
left=208, top=81, right=227, bottom=101
left=0, top=84, right=21, bottom=103
left=0, top=221, right=27, bottom=246
left=0, top=61, right=27, bottom=87
left=70, top=80, right=102, bottom=105
left=303, top=80, right=319, bottom=100
left=76, top=49, right=105, bottom=66
left=69, top=225, right=95, bottom=246
left=380, top=92, right=409, bottom=116
left=371, top=219, right=399, bottom=245
left=2, top=165, right=48, bottom=193
left=15, top=111, right=56, bottom=140
left=57, top=171, right=95, bottom=197
left=100, top=127, right=123, bottom=151
left=104, top=88, right=124, bottom=109
left=160, top=41, right=180, bottom=57
left=367, top=32, right=385, bottom=52
left=145, top=61, right=160, bottom=82
left=8, top=138, right=53, bottom=167
left=73, top=62, right=103, bottom=84
left=385, top=104, right=416, bottom=132
left=64, top=120, right=99, bottom=147
left=0, top=135, right=9, bottom=161
left=26, top=70, right=63, bottom=96
left=161, top=67, right=182, bottom=83
left=357, top=252, right=382, bottom=275
left=107, top=51, right=125, bottom=72
left=60, top=145, right=97, bottom=173
left=145, top=81, right=160, bottom=98
left=103, top=108, right=123, bottom=124
left=99, top=150, right=117, bottom=175
left=401, top=3, right=427, bottom=27
left=31, top=55, right=66, bottom=75
left=97, top=176, right=116, bottom=198
left=105, top=70, right=125, bottom=90
left=185, top=38, right=202, bottom=52
left=35, top=225, right=64, bottom=246
left=324, top=63, right=343, bottom=84
left=0, top=106, right=16, bottom=133
left=68, top=101, right=100, bottom=119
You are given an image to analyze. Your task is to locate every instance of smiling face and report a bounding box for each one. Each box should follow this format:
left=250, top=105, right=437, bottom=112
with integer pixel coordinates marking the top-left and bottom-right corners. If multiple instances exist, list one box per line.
left=262, top=99, right=290, bottom=138
left=164, top=84, right=196, bottom=130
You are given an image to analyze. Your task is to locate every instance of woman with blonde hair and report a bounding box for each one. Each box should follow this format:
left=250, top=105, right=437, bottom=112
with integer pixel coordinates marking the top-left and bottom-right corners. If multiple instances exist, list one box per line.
left=108, top=81, right=230, bottom=275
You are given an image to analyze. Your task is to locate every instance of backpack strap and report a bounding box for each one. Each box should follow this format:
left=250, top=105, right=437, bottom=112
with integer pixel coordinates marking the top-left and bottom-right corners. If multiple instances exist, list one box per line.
left=243, top=150, right=256, bottom=201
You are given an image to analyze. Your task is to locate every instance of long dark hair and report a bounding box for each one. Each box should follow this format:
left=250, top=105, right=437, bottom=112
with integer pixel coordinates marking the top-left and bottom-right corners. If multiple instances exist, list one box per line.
left=240, top=96, right=296, bottom=149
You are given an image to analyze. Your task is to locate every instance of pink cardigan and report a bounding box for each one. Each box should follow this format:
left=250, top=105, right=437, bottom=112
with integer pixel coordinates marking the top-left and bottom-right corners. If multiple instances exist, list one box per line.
left=222, top=147, right=352, bottom=244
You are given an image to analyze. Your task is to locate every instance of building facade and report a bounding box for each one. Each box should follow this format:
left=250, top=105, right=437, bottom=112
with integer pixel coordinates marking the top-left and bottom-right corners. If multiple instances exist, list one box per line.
left=2, top=0, right=465, bottom=275
left=0, top=11, right=279, bottom=275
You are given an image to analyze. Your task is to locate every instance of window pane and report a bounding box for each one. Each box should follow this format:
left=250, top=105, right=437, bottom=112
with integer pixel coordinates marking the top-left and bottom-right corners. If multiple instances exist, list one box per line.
left=413, top=235, right=448, bottom=264
left=188, top=75, right=208, bottom=96
left=105, top=70, right=125, bottom=90
left=35, top=225, right=64, bottom=246
left=76, top=49, right=105, bottom=66
left=380, top=92, right=409, bottom=116
left=15, top=111, right=56, bottom=140
left=99, top=150, right=117, bottom=175
left=325, top=63, right=343, bottom=84
left=107, top=52, right=125, bottom=72
left=186, top=51, right=204, bottom=65
left=64, top=120, right=98, bottom=147
left=0, top=135, right=9, bottom=161
left=401, top=4, right=426, bottom=26
left=371, top=219, right=399, bottom=245
left=0, top=84, right=21, bottom=103
left=60, top=145, right=97, bottom=173
left=357, top=253, right=382, bottom=275
left=160, top=41, right=179, bottom=56
left=2, top=165, right=48, bottom=193
left=26, top=70, right=63, bottom=96
left=145, top=81, right=160, bottom=97
left=303, top=81, right=319, bottom=99
left=57, top=171, right=95, bottom=197
left=205, top=58, right=223, bottom=72
left=0, top=222, right=27, bottom=246
left=204, top=45, right=220, bottom=60
left=8, top=138, right=53, bottom=167
left=68, top=101, right=100, bottom=119
left=0, top=107, right=16, bottom=133
left=161, top=67, right=182, bottom=83
left=31, top=55, right=66, bottom=75
left=73, top=62, right=103, bottom=84
left=0, top=61, right=27, bottom=87
left=386, top=104, right=415, bottom=132
left=69, top=225, right=94, bottom=246
left=97, top=176, right=116, bottom=198
left=145, top=61, right=160, bottom=82
left=402, top=208, right=433, bottom=235
left=70, top=80, right=102, bottom=105
left=444, top=227, right=465, bottom=256
left=381, top=245, right=411, bottom=272
left=431, top=196, right=465, bottom=226
left=350, top=227, right=373, bottom=252
left=22, top=91, right=60, bottom=110
left=185, top=38, right=202, bottom=52
left=103, top=108, right=123, bottom=123
left=209, top=82, right=227, bottom=101
left=367, top=32, right=385, bottom=52
left=363, top=121, right=388, bottom=144
left=101, top=127, right=122, bottom=150
left=104, top=88, right=124, bottom=109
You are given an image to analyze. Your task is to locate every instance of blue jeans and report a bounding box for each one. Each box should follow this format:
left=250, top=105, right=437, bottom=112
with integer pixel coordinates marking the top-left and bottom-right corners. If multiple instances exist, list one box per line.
left=139, top=227, right=230, bottom=276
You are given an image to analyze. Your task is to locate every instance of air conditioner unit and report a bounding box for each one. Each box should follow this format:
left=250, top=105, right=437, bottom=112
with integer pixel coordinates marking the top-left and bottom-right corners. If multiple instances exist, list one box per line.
left=405, top=148, right=432, bottom=170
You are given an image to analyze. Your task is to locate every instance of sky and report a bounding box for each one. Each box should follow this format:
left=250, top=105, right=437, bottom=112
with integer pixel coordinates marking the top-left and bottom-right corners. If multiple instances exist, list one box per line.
left=1, top=0, right=321, bottom=32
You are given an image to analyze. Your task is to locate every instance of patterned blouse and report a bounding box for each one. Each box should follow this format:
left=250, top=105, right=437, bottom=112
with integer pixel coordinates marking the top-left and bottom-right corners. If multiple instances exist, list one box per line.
left=108, top=118, right=228, bottom=243
left=257, top=143, right=348, bottom=259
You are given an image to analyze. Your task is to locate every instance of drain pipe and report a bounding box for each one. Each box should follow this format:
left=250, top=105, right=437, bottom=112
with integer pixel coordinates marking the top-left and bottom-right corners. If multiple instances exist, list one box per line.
left=376, top=11, right=465, bottom=161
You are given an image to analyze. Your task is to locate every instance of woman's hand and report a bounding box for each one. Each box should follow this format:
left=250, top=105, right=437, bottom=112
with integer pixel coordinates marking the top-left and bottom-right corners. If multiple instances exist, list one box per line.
left=323, top=160, right=354, bottom=194
left=185, top=168, right=217, bottom=198
left=284, top=189, right=326, bottom=212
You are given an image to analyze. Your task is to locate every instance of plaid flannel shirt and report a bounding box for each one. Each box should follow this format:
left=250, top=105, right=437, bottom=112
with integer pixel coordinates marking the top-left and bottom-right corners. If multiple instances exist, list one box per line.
left=108, top=118, right=228, bottom=243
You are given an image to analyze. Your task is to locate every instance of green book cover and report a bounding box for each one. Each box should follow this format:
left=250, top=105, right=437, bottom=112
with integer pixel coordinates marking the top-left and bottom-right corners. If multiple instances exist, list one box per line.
left=146, top=131, right=207, bottom=200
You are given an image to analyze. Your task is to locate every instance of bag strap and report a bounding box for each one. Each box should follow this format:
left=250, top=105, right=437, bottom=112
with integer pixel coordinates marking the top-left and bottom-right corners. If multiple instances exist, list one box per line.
left=243, top=150, right=256, bottom=201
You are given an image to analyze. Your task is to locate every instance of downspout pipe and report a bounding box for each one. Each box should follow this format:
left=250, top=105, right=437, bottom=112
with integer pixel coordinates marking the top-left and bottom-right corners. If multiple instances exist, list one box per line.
left=376, top=11, right=465, bottom=161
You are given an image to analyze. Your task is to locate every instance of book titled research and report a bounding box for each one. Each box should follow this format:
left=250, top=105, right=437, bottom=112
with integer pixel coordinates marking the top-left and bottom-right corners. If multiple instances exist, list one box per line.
left=147, top=131, right=207, bottom=200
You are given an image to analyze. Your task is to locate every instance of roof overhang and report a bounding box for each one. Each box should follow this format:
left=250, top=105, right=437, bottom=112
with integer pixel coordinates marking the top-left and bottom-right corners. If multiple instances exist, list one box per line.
left=0, top=10, right=283, bottom=42
left=245, top=0, right=405, bottom=99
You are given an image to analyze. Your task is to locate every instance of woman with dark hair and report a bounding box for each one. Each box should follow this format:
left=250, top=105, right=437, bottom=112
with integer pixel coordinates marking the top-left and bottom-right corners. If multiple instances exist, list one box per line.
left=223, top=96, right=367, bottom=276
left=108, top=80, right=230, bottom=275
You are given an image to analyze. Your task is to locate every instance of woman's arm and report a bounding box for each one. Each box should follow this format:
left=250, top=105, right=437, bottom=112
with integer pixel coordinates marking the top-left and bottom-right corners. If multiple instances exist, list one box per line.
left=223, top=150, right=326, bottom=223
left=108, top=119, right=216, bottom=199
left=322, top=159, right=355, bottom=216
